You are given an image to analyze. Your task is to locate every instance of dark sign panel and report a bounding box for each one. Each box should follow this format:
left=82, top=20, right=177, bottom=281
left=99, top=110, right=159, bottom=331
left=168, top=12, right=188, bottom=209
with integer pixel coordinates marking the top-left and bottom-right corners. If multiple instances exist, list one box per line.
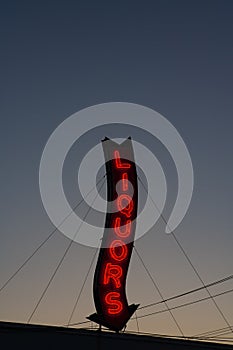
left=88, top=137, right=139, bottom=332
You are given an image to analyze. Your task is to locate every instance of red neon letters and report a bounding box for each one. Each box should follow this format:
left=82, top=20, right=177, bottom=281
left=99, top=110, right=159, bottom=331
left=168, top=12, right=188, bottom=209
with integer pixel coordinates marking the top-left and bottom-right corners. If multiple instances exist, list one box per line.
left=114, top=218, right=131, bottom=238
left=110, top=240, right=128, bottom=261
left=122, top=173, right=129, bottom=191
left=105, top=292, right=123, bottom=315
left=114, top=150, right=131, bottom=169
left=103, top=149, right=134, bottom=315
left=117, top=194, right=134, bottom=218
left=104, top=263, right=122, bottom=288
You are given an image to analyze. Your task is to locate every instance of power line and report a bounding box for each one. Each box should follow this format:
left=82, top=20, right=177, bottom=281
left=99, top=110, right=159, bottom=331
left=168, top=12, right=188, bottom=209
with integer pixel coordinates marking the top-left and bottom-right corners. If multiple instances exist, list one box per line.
left=137, top=175, right=233, bottom=334
left=206, top=338, right=233, bottom=344
left=134, top=246, right=184, bottom=336
left=0, top=175, right=106, bottom=294
left=205, top=333, right=233, bottom=339
left=67, top=321, right=233, bottom=344
left=197, top=333, right=233, bottom=344
left=196, top=326, right=231, bottom=337
left=138, top=273, right=233, bottom=310
left=67, top=325, right=232, bottom=343
left=27, top=177, right=106, bottom=324
left=69, top=320, right=91, bottom=326
left=135, top=311, right=140, bottom=334
left=194, top=325, right=233, bottom=338
left=133, top=287, right=233, bottom=320
left=171, top=232, right=232, bottom=331
left=66, top=246, right=99, bottom=327
left=123, top=329, right=233, bottom=344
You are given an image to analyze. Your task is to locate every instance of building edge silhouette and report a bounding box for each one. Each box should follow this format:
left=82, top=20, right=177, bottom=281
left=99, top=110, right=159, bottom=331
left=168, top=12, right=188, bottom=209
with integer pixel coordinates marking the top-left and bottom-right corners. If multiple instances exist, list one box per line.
left=0, top=321, right=232, bottom=349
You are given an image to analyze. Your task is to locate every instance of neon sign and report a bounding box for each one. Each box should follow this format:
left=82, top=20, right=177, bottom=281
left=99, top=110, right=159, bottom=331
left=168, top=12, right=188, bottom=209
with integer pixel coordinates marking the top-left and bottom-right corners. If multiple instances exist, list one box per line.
left=88, top=137, right=139, bottom=331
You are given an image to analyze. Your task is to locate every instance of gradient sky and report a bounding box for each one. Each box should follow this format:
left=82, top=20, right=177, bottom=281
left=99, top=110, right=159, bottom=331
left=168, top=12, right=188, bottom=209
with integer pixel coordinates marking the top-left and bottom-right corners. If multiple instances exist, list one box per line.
left=1, top=0, right=233, bottom=339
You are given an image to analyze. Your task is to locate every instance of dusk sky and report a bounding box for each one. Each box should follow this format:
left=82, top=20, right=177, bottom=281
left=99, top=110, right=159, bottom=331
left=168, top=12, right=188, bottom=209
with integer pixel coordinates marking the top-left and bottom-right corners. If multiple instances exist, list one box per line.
left=1, top=0, right=233, bottom=339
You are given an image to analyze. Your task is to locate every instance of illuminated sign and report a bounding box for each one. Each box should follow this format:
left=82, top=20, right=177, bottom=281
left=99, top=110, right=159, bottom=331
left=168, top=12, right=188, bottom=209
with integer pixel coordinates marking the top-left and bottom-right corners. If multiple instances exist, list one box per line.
left=88, top=137, right=139, bottom=332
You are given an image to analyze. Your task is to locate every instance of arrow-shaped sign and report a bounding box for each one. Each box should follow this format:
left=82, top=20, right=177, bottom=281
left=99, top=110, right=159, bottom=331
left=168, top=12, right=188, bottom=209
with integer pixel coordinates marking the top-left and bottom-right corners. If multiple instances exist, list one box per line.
left=87, top=137, right=139, bottom=332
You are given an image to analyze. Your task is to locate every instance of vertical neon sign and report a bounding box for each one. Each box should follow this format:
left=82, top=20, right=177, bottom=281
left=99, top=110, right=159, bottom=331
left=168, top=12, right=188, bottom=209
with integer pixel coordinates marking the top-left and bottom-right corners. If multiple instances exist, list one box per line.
left=88, top=137, right=139, bottom=332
